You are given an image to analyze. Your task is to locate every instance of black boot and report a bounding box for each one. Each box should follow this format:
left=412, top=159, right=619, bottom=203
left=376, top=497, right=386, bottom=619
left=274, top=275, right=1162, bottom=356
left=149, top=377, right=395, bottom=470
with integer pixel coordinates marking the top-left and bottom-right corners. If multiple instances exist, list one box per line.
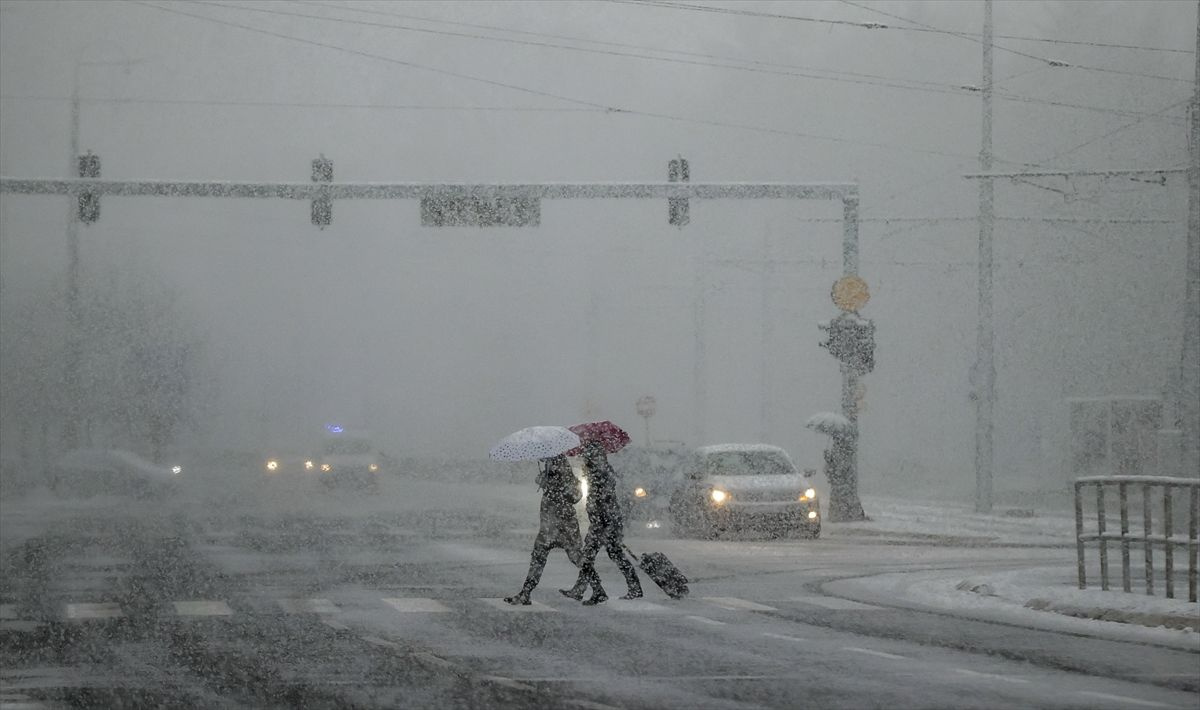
left=582, top=587, right=608, bottom=606
left=619, top=588, right=643, bottom=600
left=560, top=582, right=586, bottom=601
left=504, top=591, right=531, bottom=605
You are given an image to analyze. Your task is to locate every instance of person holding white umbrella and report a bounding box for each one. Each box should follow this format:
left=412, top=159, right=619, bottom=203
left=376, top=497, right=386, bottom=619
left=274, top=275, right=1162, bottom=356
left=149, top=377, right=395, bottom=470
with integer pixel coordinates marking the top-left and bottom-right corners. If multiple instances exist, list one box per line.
left=503, top=454, right=583, bottom=605
left=489, top=426, right=585, bottom=606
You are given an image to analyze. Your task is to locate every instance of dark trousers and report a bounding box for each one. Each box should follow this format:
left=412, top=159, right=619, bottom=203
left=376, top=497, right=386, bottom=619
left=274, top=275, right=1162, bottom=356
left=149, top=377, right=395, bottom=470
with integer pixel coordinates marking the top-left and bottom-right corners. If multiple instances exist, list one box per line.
left=574, top=521, right=641, bottom=595
left=520, top=518, right=583, bottom=594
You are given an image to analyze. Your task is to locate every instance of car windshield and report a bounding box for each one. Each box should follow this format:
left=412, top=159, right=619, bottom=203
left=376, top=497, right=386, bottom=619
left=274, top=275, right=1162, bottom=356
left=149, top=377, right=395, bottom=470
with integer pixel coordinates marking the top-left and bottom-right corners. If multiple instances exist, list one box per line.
left=323, top=439, right=372, bottom=455
left=701, top=451, right=796, bottom=477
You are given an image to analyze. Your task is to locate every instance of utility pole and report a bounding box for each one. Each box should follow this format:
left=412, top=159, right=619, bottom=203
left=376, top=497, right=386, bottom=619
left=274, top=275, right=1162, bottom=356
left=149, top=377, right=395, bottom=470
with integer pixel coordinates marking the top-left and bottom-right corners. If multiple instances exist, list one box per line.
left=1181, top=3, right=1200, bottom=477
left=974, top=0, right=996, bottom=513
left=63, top=55, right=141, bottom=450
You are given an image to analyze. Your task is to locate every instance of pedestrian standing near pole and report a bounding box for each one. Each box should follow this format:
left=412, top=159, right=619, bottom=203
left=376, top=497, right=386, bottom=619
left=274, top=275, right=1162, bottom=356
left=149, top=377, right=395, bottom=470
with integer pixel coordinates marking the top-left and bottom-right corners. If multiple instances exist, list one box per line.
left=504, top=454, right=584, bottom=605
left=562, top=441, right=642, bottom=605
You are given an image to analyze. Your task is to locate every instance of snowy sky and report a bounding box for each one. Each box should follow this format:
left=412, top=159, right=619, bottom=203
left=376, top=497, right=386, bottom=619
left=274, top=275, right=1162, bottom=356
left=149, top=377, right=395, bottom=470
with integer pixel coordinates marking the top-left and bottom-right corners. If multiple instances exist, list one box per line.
left=0, top=1, right=1194, bottom=495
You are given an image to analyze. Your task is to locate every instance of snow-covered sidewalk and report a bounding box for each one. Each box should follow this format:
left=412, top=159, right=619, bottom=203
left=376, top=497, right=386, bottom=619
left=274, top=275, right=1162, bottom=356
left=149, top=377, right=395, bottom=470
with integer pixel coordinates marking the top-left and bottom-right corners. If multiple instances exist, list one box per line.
left=828, top=495, right=1078, bottom=547
left=824, top=495, right=1198, bottom=647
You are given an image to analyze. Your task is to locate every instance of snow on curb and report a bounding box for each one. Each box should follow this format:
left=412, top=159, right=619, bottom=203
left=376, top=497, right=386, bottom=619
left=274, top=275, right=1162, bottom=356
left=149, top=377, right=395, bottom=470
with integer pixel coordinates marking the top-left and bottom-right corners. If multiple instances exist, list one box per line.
left=826, top=567, right=1200, bottom=650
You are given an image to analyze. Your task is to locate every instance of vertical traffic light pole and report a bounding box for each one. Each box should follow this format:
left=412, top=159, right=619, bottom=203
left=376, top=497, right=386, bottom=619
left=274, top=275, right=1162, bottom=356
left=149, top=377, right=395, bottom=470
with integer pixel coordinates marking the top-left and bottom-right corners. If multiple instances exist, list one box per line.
left=841, top=195, right=862, bottom=516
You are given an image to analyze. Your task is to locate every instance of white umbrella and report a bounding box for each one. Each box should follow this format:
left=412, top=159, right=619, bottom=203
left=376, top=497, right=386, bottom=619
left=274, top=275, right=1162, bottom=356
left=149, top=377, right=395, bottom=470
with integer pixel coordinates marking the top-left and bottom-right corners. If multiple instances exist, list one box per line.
left=804, top=412, right=855, bottom=437
left=489, top=426, right=582, bottom=462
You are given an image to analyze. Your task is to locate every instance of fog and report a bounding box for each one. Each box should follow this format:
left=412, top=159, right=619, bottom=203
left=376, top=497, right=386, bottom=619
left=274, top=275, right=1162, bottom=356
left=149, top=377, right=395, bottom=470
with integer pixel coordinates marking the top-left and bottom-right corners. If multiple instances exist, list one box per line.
left=1, top=0, right=1195, bottom=499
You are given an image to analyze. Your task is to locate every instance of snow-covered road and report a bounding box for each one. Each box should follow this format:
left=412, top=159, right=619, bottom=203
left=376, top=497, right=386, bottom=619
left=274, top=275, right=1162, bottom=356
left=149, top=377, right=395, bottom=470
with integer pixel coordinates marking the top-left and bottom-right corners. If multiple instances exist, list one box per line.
left=1, top=474, right=1196, bottom=709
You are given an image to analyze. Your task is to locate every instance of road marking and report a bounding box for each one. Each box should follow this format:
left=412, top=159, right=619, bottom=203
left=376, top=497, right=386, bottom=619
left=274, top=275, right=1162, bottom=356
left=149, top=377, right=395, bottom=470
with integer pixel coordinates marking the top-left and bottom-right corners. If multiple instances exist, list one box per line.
left=953, top=668, right=1030, bottom=684
left=412, top=652, right=456, bottom=670
left=478, top=598, right=556, bottom=612
left=685, top=615, right=725, bottom=626
left=703, top=597, right=777, bottom=612
left=566, top=700, right=622, bottom=710
left=789, top=596, right=883, bottom=610
left=323, top=619, right=349, bottom=631
left=842, top=647, right=906, bottom=660
left=173, top=601, right=233, bottom=617
left=481, top=675, right=537, bottom=692
left=64, top=603, right=123, bottom=619
left=361, top=635, right=400, bottom=649
left=383, top=597, right=451, bottom=613
left=762, top=632, right=806, bottom=642
left=1074, top=691, right=1175, bottom=708
left=277, top=598, right=340, bottom=614
left=0, top=605, right=16, bottom=620
left=608, top=599, right=672, bottom=613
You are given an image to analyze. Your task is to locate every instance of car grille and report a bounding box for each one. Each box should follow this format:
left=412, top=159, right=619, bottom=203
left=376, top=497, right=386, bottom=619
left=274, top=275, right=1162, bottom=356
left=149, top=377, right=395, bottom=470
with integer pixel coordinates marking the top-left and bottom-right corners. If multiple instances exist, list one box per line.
left=731, top=488, right=800, bottom=503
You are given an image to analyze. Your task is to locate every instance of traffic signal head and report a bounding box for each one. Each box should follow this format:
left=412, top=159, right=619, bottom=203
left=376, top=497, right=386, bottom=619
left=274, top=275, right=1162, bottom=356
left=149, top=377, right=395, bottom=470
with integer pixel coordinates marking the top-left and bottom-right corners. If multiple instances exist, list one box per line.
left=820, top=314, right=875, bottom=374
left=77, top=152, right=101, bottom=223
left=668, top=157, right=689, bottom=227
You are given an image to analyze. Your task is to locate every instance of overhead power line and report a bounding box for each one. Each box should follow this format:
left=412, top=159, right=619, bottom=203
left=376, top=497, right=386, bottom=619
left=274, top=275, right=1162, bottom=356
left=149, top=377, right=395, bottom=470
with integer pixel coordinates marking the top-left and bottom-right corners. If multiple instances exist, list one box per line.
left=837, top=0, right=1191, bottom=84
left=186, top=0, right=1186, bottom=125
left=0, top=94, right=608, bottom=112
left=613, top=0, right=1193, bottom=55
left=614, top=0, right=1191, bottom=83
left=130, top=0, right=986, bottom=161
left=192, top=0, right=980, bottom=100
left=300, top=0, right=969, bottom=94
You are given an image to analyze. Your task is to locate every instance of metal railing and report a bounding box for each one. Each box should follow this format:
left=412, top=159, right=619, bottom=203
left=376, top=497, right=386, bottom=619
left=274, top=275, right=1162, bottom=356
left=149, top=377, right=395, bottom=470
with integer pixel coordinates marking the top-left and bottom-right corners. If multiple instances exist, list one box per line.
left=1075, top=476, right=1199, bottom=603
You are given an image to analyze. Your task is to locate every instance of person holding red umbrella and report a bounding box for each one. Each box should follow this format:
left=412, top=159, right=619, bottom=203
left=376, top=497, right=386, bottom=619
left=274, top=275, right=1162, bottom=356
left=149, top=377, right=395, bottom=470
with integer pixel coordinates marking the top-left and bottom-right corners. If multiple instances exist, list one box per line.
left=561, top=440, right=642, bottom=605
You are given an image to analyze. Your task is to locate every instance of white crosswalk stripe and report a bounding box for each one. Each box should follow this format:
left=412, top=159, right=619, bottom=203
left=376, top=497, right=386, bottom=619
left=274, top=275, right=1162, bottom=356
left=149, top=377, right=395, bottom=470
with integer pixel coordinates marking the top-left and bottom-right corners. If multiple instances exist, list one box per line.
left=788, top=596, right=883, bottom=610
left=277, top=598, right=340, bottom=614
left=703, top=597, right=777, bottom=612
left=607, top=599, right=673, bottom=613
left=64, top=603, right=123, bottom=619
left=173, top=601, right=234, bottom=617
left=383, top=597, right=451, bottom=613
left=478, top=598, right=557, bottom=612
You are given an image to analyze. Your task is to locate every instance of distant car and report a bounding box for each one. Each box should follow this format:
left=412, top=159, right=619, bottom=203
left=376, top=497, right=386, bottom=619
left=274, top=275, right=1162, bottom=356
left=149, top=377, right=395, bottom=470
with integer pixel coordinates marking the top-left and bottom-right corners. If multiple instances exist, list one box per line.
left=313, top=429, right=381, bottom=490
left=668, top=444, right=820, bottom=539
left=610, top=444, right=689, bottom=523
left=262, top=453, right=314, bottom=478
left=49, top=448, right=182, bottom=499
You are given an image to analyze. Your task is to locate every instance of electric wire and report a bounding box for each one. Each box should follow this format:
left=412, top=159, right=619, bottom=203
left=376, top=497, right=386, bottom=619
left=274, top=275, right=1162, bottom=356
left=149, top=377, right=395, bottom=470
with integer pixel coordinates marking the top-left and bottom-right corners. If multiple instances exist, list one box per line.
left=131, top=0, right=985, bottom=161
left=190, top=0, right=1186, bottom=124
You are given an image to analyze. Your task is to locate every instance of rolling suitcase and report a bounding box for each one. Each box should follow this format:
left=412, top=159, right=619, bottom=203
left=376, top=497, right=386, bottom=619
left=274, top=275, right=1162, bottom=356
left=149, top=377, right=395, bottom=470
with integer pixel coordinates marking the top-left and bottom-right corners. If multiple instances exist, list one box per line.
left=624, top=545, right=689, bottom=599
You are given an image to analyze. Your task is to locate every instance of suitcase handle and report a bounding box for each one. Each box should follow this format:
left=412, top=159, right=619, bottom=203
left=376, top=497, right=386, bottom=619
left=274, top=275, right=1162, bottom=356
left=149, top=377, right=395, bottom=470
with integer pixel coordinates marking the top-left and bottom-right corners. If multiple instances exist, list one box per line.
left=622, top=544, right=639, bottom=562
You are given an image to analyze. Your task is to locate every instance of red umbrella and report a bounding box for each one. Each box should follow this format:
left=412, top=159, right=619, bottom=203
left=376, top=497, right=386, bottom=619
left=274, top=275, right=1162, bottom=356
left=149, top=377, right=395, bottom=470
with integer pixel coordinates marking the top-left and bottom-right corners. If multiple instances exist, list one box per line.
left=565, top=421, right=631, bottom=456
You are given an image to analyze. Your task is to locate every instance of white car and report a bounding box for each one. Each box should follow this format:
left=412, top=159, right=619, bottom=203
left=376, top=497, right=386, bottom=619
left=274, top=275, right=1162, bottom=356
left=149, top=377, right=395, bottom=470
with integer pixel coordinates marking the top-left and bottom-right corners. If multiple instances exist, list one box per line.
left=49, top=449, right=182, bottom=499
left=313, top=429, right=382, bottom=490
left=668, top=444, right=821, bottom=539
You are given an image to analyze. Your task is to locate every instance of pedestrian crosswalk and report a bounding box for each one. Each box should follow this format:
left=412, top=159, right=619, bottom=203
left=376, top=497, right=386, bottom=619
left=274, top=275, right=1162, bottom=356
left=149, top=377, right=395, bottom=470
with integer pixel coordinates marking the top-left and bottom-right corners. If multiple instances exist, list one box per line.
left=0, top=594, right=884, bottom=622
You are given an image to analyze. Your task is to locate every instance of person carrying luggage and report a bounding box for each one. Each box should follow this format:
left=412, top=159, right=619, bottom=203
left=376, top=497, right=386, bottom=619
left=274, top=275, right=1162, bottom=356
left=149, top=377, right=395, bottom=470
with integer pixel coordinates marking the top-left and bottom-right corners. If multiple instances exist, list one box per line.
left=561, top=441, right=642, bottom=605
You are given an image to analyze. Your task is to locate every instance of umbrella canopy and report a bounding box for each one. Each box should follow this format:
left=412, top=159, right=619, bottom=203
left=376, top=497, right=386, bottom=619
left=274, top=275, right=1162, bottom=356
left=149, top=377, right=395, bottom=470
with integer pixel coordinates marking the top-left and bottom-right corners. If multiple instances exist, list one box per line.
left=804, top=412, right=855, bottom=437
left=489, top=426, right=582, bottom=462
left=565, top=420, right=632, bottom=456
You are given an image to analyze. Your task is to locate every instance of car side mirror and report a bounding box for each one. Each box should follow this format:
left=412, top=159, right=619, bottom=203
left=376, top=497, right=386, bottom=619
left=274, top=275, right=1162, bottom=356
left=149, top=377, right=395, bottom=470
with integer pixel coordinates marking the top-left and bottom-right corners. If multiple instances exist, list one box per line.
left=803, top=468, right=816, bottom=478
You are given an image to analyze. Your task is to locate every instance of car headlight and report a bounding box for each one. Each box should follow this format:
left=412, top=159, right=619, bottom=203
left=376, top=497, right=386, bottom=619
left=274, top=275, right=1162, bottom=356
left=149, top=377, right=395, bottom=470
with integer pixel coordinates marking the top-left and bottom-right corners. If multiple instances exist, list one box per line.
left=320, top=463, right=332, bottom=472
left=305, top=460, right=314, bottom=470
left=266, top=460, right=279, bottom=472
left=800, top=487, right=816, bottom=501
left=807, top=510, right=819, bottom=520
left=171, top=465, right=182, bottom=475
left=634, top=487, right=647, bottom=498
left=368, top=463, right=379, bottom=472
left=710, top=489, right=728, bottom=504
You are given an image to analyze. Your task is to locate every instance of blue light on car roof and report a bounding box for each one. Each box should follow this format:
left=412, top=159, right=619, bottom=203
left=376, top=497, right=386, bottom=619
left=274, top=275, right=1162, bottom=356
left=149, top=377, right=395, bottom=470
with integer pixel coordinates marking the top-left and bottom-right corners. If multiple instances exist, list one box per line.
left=326, top=424, right=343, bottom=433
